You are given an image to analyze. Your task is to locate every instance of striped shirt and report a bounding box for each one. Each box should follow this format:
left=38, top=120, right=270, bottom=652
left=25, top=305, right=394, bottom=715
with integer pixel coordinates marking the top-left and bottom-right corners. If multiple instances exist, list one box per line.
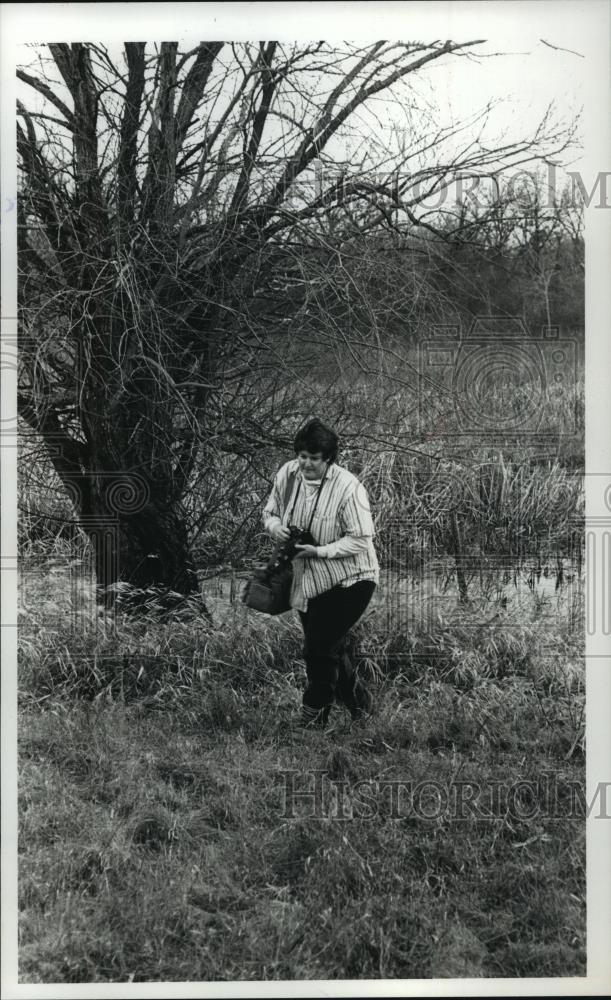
left=262, top=459, right=379, bottom=611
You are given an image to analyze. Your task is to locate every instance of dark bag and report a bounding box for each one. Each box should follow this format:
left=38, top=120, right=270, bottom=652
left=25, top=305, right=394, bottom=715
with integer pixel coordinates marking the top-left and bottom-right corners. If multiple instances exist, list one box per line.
left=242, top=466, right=326, bottom=615
left=242, top=563, right=294, bottom=616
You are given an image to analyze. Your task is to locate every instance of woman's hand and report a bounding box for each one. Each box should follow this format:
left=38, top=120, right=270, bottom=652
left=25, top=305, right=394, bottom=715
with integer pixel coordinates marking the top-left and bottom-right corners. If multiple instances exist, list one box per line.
left=294, top=544, right=319, bottom=560
left=273, top=524, right=291, bottom=542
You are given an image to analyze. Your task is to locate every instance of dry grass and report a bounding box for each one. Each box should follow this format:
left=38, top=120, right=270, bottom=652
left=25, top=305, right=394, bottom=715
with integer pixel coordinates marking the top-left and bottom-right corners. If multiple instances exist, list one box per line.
left=17, top=558, right=585, bottom=983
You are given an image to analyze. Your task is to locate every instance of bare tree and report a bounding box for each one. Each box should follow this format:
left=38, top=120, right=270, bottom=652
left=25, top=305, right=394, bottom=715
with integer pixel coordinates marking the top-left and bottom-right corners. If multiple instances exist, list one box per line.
left=17, top=40, right=574, bottom=595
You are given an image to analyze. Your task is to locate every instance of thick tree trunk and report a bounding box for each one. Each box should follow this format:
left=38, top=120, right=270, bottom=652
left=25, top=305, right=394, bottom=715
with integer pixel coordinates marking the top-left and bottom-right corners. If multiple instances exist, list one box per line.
left=86, top=499, right=200, bottom=594
left=53, top=465, right=200, bottom=600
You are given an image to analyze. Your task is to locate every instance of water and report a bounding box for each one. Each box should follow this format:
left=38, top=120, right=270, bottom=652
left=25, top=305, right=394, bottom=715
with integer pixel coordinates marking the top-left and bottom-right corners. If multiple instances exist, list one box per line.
left=18, top=554, right=583, bottom=640
left=200, top=559, right=584, bottom=635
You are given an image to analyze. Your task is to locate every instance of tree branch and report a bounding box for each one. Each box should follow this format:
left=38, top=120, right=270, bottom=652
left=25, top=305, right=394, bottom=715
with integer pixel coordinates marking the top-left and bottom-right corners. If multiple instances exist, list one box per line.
left=16, top=67, right=75, bottom=128
left=117, top=42, right=146, bottom=229
left=174, top=42, right=223, bottom=152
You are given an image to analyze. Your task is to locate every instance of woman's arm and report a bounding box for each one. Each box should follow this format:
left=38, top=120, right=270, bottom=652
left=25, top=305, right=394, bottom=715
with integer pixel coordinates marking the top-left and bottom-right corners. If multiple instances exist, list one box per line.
left=316, top=535, right=370, bottom=559
left=315, top=480, right=375, bottom=559
left=262, top=465, right=293, bottom=541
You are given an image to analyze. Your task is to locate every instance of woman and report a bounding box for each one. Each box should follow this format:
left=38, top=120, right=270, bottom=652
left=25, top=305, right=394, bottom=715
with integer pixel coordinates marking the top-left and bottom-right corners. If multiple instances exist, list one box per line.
left=263, top=418, right=379, bottom=729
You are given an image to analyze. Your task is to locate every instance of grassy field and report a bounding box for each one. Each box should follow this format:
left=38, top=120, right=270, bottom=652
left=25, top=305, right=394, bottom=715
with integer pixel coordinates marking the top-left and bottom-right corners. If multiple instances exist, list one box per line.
left=17, top=559, right=585, bottom=983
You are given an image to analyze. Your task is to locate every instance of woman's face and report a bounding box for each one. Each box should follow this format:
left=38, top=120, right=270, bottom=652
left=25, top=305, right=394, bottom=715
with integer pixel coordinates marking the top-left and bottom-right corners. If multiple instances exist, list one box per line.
left=297, top=450, right=327, bottom=480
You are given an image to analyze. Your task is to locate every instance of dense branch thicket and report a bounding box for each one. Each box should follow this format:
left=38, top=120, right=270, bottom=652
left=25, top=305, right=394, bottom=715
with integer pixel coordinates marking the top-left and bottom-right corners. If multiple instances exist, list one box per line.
left=17, top=41, right=579, bottom=594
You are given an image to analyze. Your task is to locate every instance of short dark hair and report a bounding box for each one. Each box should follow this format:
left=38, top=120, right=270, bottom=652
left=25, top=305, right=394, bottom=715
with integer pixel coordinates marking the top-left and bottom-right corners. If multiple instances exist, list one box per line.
left=294, top=418, right=338, bottom=463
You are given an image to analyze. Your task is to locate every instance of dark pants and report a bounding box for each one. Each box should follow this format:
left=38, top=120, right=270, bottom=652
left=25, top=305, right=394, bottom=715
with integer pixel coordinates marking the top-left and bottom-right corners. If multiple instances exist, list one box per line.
left=298, top=580, right=376, bottom=715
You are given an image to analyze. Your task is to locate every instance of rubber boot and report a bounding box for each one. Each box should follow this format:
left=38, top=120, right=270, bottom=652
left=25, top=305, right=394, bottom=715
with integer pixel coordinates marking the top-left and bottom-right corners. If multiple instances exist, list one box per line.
left=300, top=702, right=331, bottom=729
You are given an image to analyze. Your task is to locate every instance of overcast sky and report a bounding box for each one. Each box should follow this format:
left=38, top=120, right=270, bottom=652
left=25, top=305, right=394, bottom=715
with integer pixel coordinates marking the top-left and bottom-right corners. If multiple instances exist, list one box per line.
left=4, top=1, right=604, bottom=175
left=3, top=0, right=609, bottom=214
